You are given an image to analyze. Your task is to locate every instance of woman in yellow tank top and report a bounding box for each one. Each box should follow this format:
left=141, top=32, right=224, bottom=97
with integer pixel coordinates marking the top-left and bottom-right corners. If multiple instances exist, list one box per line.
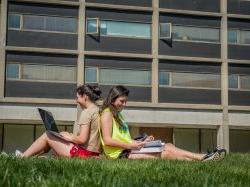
left=100, top=85, right=226, bottom=161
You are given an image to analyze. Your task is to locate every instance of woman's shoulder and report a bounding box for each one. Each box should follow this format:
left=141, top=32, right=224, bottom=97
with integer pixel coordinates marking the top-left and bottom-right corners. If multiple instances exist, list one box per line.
left=100, top=108, right=113, bottom=120
left=80, top=105, right=99, bottom=117
left=102, top=107, right=111, bottom=113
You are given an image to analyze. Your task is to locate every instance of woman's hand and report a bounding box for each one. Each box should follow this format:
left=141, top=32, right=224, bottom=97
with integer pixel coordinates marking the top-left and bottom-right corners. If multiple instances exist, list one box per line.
left=144, top=135, right=154, bottom=142
left=128, top=141, right=146, bottom=150
left=60, top=131, right=73, bottom=142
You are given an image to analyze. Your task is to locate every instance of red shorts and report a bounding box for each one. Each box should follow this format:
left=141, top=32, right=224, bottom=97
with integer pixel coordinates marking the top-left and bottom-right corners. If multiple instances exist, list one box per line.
left=70, top=145, right=99, bottom=158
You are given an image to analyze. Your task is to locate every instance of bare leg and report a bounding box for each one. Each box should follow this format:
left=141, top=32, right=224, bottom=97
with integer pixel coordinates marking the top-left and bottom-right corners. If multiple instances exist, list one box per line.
left=128, top=153, right=160, bottom=159
left=22, top=132, right=74, bottom=157
left=161, top=143, right=206, bottom=161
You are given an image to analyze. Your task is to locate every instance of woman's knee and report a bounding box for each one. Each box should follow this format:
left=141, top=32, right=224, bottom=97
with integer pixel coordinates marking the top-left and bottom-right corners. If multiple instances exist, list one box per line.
left=40, top=132, right=49, bottom=139
left=161, top=148, right=173, bottom=158
left=165, top=143, right=175, bottom=149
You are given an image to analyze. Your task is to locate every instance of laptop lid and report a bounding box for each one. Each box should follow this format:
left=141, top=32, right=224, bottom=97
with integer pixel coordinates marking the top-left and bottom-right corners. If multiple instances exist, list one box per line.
left=38, top=108, right=59, bottom=132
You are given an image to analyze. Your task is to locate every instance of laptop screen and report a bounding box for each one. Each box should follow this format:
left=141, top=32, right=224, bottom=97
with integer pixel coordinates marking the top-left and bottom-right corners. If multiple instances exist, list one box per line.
left=38, top=108, right=59, bottom=132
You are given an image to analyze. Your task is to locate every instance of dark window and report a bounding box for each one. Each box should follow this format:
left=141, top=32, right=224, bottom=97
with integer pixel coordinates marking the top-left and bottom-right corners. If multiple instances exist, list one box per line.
left=85, top=67, right=151, bottom=86
left=172, top=25, right=220, bottom=43
left=159, top=71, right=221, bottom=89
left=8, top=14, right=21, bottom=29
left=229, top=74, right=238, bottom=89
left=85, top=67, right=98, bottom=83
left=6, top=64, right=19, bottom=79
left=159, top=23, right=172, bottom=39
left=6, top=63, right=76, bottom=83
left=240, top=75, right=250, bottom=89
left=159, top=71, right=170, bottom=85
left=86, top=18, right=151, bottom=39
left=228, top=29, right=238, bottom=44
left=86, top=18, right=99, bottom=34
left=8, top=14, right=78, bottom=33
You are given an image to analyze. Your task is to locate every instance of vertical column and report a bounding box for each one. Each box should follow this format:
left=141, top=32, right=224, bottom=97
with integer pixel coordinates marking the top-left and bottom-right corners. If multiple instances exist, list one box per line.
left=77, top=0, right=85, bottom=86
left=151, top=0, right=159, bottom=104
left=218, top=0, right=229, bottom=151
left=0, top=0, right=7, bottom=100
left=74, top=0, right=86, bottom=134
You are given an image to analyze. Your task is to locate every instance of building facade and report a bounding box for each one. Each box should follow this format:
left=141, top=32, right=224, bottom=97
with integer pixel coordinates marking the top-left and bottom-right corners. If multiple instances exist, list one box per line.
left=0, top=0, right=250, bottom=154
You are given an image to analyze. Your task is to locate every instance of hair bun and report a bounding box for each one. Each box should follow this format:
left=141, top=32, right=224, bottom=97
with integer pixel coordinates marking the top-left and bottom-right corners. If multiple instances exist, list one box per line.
left=89, top=85, right=101, bottom=96
left=88, top=84, right=101, bottom=101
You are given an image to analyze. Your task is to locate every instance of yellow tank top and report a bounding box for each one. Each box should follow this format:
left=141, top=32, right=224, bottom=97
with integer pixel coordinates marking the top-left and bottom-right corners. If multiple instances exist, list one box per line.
left=100, top=108, right=132, bottom=159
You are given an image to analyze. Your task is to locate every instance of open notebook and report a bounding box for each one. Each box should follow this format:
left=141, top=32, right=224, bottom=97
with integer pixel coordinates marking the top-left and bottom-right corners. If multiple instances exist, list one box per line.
left=131, top=140, right=165, bottom=154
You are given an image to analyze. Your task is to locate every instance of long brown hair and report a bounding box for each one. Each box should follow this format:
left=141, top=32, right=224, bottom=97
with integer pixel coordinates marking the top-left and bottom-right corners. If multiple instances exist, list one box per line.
left=101, top=85, right=129, bottom=128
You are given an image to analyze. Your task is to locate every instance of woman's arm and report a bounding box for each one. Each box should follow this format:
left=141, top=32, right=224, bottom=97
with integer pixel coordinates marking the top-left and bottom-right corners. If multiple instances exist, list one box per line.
left=101, top=112, right=145, bottom=150
left=60, top=124, right=90, bottom=145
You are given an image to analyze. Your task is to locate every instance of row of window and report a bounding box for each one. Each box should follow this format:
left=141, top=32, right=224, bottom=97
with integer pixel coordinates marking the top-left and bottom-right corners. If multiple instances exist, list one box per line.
left=9, top=14, right=250, bottom=45
left=8, top=14, right=219, bottom=43
left=160, top=71, right=250, bottom=90
left=86, top=67, right=250, bottom=90
left=8, top=14, right=77, bottom=33
left=6, top=64, right=250, bottom=90
left=87, top=18, right=220, bottom=42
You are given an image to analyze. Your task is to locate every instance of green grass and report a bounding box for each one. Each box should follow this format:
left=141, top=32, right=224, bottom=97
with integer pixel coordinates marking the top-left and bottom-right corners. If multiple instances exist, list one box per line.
left=0, top=153, right=250, bottom=187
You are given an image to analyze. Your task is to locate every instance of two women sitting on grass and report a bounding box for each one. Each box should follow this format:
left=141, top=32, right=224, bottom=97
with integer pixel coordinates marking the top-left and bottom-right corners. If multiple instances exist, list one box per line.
left=100, top=85, right=226, bottom=161
left=17, top=84, right=226, bottom=161
left=16, top=85, right=101, bottom=158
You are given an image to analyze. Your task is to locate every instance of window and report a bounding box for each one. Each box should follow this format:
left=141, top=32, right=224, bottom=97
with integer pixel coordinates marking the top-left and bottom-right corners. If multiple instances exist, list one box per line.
left=3, top=124, right=34, bottom=153
left=86, top=18, right=151, bottom=38
left=172, top=72, right=221, bottom=88
left=99, top=69, right=151, bottom=85
left=230, top=130, right=250, bottom=153
left=172, top=25, right=220, bottom=43
left=228, top=29, right=250, bottom=45
left=8, top=14, right=77, bottom=33
left=6, top=63, right=76, bottom=83
left=85, top=67, right=151, bottom=86
left=228, top=29, right=238, bottom=44
left=46, top=16, right=77, bottom=33
left=240, top=75, right=250, bottom=89
left=240, top=30, right=250, bottom=44
left=159, top=71, right=221, bottom=89
left=229, top=74, right=250, bottom=90
left=100, top=20, right=151, bottom=39
left=23, top=15, right=44, bottom=30
left=159, top=23, right=172, bottom=39
left=86, top=18, right=99, bottom=34
left=85, top=67, right=98, bottom=83
left=159, top=71, right=170, bottom=85
left=22, top=64, right=76, bottom=82
left=229, top=74, right=239, bottom=89
left=174, top=129, right=199, bottom=152
left=8, top=14, right=21, bottom=29
left=6, top=64, right=19, bottom=79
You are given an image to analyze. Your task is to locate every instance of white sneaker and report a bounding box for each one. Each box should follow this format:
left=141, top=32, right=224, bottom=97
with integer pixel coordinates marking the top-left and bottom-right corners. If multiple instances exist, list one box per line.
left=0, top=151, right=8, bottom=156
left=15, top=150, right=23, bottom=157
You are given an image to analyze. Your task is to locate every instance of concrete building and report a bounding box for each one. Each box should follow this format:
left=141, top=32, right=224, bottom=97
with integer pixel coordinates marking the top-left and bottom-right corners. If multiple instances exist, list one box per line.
left=0, top=0, right=250, bottom=154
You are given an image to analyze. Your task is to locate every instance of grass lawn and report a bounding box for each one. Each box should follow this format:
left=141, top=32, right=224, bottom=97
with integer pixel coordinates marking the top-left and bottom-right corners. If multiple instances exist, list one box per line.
left=0, top=153, right=250, bottom=187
